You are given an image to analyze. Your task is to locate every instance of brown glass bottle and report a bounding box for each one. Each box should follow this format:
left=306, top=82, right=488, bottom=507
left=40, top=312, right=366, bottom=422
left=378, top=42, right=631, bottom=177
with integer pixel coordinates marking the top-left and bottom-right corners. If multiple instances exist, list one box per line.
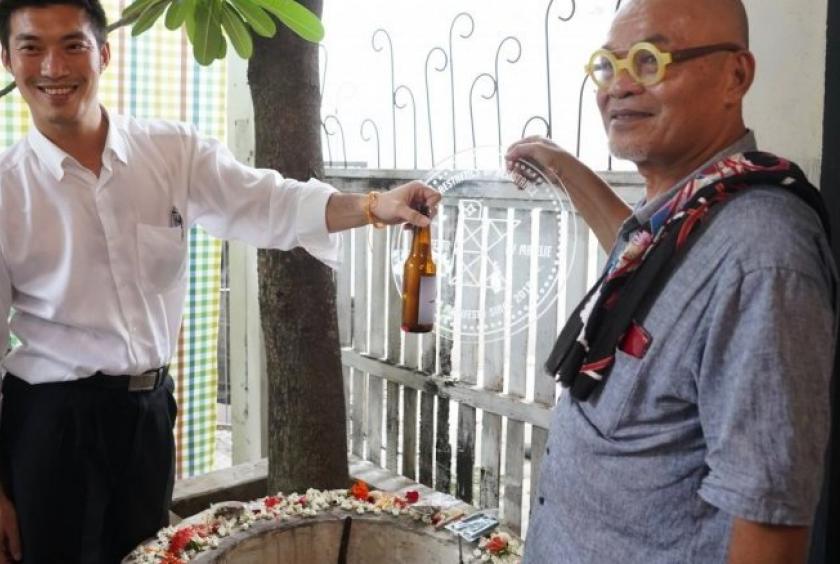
left=401, top=212, right=436, bottom=333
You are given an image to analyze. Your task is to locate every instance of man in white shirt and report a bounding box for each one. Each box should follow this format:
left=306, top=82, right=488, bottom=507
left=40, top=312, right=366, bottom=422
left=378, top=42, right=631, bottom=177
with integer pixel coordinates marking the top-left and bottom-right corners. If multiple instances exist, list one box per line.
left=0, top=1, right=440, bottom=562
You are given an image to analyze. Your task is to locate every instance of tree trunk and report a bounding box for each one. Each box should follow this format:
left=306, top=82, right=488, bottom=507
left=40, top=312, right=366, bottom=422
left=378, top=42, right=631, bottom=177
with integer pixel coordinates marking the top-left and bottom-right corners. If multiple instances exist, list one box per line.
left=247, top=0, right=349, bottom=493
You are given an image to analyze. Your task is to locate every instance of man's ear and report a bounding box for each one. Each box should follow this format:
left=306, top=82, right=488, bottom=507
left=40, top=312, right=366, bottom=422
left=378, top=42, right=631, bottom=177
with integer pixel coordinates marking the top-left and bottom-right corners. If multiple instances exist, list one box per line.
left=726, top=50, right=756, bottom=104
left=99, top=40, right=110, bottom=72
left=2, top=48, right=11, bottom=74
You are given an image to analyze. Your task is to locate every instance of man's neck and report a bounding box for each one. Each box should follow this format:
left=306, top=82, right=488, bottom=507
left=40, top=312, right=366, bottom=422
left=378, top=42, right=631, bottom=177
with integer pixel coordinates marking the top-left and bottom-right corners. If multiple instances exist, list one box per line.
left=35, top=106, right=109, bottom=176
left=638, top=127, right=749, bottom=202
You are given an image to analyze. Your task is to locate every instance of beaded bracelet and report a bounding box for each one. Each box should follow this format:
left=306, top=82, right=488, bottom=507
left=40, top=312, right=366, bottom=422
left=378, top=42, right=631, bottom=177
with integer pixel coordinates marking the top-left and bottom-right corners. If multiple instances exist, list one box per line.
left=366, top=191, right=386, bottom=229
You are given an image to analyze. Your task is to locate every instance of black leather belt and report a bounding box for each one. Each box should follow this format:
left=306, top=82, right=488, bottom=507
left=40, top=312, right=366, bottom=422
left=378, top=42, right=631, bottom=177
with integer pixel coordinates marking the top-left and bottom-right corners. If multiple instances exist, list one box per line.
left=82, top=366, right=170, bottom=392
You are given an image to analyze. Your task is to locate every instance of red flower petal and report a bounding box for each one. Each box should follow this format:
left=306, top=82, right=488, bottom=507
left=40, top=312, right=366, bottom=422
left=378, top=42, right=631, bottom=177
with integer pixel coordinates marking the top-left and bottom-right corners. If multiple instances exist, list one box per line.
left=405, top=490, right=419, bottom=504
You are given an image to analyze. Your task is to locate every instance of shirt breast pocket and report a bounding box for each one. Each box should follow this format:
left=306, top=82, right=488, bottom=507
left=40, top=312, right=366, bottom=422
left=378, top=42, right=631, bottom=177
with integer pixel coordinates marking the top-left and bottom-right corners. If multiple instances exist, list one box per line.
left=578, top=349, right=643, bottom=437
left=136, top=223, right=187, bottom=294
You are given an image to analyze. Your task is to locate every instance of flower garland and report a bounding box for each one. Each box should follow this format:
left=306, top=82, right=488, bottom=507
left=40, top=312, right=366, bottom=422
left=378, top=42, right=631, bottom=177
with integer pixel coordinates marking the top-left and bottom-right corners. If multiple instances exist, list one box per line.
left=126, top=481, right=522, bottom=563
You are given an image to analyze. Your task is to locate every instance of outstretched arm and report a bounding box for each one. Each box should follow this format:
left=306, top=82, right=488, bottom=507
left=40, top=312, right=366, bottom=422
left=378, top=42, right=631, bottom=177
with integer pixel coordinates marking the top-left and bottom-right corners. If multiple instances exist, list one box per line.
left=506, top=136, right=631, bottom=251
left=325, top=181, right=441, bottom=233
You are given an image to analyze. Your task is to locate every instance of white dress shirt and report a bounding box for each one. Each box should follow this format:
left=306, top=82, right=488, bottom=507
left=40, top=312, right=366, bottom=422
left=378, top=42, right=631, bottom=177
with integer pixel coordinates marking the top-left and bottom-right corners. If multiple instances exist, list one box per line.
left=0, top=114, right=340, bottom=384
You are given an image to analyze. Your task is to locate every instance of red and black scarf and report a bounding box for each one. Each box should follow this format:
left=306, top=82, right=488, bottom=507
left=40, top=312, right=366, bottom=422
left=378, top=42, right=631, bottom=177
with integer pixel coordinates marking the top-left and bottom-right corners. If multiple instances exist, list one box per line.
left=545, top=152, right=831, bottom=401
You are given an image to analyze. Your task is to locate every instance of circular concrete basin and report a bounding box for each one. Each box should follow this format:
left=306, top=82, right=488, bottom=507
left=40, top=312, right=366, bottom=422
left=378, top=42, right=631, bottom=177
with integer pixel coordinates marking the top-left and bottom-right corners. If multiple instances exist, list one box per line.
left=198, top=512, right=467, bottom=563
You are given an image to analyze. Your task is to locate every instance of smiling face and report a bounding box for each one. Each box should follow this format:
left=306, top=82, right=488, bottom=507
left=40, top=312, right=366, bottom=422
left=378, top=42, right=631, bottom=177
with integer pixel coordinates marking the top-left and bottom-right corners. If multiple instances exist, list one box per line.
left=597, top=0, right=751, bottom=169
left=2, top=4, right=109, bottom=134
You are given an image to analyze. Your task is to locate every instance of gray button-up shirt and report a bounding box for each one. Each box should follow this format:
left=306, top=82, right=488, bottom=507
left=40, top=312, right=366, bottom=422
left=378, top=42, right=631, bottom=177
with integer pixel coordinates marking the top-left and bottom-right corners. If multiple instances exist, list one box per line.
left=524, top=136, right=837, bottom=563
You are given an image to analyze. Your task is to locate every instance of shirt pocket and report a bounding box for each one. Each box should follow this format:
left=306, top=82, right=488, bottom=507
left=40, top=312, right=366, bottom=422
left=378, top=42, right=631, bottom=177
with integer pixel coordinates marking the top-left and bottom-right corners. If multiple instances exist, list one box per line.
left=136, top=223, right=187, bottom=294
left=577, top=349, right=643, bottom=437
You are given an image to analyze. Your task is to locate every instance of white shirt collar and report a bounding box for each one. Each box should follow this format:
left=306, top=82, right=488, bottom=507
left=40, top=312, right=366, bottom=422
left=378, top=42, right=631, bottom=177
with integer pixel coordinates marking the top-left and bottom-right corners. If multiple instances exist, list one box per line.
left=25, top=108, right=128, bottom=181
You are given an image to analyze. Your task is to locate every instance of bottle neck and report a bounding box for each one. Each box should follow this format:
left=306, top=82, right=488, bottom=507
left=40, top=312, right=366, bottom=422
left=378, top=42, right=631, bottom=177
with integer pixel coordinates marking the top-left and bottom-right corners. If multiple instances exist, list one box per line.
left=411, top=225, right=432, bottom=254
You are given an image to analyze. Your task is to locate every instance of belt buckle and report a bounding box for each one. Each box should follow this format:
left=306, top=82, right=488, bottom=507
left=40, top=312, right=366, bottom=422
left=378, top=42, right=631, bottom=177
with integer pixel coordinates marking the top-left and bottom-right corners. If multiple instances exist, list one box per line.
left=128, top=370, right=158, bottom=392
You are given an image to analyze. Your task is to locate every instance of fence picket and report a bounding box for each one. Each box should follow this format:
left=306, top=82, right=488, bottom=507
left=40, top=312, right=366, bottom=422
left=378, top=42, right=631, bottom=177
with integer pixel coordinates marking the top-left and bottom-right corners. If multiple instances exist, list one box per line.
left=530, top=208, right=562, bottom=508
left=350, top=227, right=369, bottom=458
left=502, top=208, right=531, bottom=533
left=479, top=207, right=507, bottom=509
left=419, top=390, right=435, bottom=487
left=402, top=387, right=418, bottom=479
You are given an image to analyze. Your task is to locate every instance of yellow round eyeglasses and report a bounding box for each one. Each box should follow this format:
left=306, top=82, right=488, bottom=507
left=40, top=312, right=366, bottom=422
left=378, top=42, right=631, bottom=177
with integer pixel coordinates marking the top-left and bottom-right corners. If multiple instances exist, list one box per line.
left=585, top=41, right=744, bottom=89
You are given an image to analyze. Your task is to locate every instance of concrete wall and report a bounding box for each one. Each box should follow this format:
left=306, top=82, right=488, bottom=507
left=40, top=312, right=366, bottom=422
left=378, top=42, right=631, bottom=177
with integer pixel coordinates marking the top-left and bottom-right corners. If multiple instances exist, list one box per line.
left=743, top=0, right=828, bottom=183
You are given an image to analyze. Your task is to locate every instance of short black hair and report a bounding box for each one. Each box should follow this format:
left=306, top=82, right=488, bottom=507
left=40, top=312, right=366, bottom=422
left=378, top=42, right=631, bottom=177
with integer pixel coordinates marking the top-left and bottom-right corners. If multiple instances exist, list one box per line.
left=0, top=0, right=108, bottom=52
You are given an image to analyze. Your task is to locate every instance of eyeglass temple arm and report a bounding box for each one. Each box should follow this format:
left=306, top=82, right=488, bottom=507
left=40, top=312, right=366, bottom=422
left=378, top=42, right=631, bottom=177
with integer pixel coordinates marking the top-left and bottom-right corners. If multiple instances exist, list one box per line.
left=671, top=43, right=743, bottom=63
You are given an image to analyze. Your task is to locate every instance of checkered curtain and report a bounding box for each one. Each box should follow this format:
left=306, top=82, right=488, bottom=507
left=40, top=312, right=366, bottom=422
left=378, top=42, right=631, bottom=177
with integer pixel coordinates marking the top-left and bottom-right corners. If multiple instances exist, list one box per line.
left=1, top=0, right=226, bottom=478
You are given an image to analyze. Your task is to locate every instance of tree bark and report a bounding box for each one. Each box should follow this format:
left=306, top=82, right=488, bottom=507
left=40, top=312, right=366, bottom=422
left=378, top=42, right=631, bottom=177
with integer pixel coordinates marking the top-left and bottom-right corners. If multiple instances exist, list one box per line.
left=248, top=0, right=349, bottom=493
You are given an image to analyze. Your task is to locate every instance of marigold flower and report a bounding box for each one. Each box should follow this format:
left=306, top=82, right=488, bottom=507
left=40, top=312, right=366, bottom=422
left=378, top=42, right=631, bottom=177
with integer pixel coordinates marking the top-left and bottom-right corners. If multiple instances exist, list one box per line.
left=350, top=480, right=370, bottom=501
left=485, top=534, right=509, bottom=555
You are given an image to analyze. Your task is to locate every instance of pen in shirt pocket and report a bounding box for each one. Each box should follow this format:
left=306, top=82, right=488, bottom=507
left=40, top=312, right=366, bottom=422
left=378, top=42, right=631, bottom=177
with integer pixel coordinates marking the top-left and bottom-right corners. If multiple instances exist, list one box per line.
left=170, top=206, right=184, bottom=241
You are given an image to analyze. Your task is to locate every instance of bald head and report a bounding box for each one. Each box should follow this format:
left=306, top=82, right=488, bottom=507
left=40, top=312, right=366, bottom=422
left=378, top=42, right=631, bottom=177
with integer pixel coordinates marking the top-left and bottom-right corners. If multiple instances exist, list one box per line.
left=615, top=0, right=749, bottom=49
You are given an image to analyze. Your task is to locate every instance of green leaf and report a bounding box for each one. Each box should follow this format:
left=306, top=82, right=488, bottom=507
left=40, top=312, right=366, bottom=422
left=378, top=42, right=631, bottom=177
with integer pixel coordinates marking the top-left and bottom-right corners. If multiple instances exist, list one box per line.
left=216, top=34, right=228, bottom=59
left=122, top=0, right=162, bottom=22
left=192, top=0, right=223, bottom=66
left=164, top=0, right=189, bottom=30
left=255, top=0, right=324, bottom=43
left=220, top=3, right=253, bottom=58
left=131, top=0, right=170, bottom=36
left=229, top=0, right=276, bottom=38
left=184, top=0, right=197, bottom=42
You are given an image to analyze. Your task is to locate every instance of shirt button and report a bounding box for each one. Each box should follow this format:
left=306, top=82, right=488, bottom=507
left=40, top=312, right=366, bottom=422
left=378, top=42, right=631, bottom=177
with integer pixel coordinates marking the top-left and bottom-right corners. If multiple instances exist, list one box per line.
left=539, top=497, right=545, bottom=505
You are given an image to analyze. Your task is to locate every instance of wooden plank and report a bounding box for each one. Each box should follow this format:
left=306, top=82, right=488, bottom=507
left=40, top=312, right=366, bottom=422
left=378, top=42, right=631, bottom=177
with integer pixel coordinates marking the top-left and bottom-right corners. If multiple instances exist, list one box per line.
left=533, top=208, right=561, bottom=409
left=402, top=387, right=418, bottom=480
left=531, top=208, right=562, bottom=507
left=326, top=169, right=646, bottom=206
left=454, top=201, right=479, bottom=504
left=403, top=332, right=419, bottom=369
left=456, top=406, right=476, bottom=503
left=503, top=420, right=525, bottom=535
left=336, top=230, right=353, bottom=347
left=338, top=232, right=354, bottom=449
left=433, top=202, right=457, bottom=495
left=382, top=226, right=402, bottom=474
left=565, top=214, right=590, bottom=320
left=367, top=374, right=384, bottom=466
left=386, top=226, right=402, bottom=363
left=341, top=350, right=552, bottom=429
left=350, top=227, right=369, bottom=460
left=502, top=208, right=531, bottom=532
left=530, top=426, right=548, bottom=511
left=435, top=395, right=452, bottom=493
left=350, top=368, right=365, bottom=459
left=343, top=365, right=352, bottom=448
left=385, top=381, right=400, bottom=473
left=479, top=207, right=507, bottom=509
left=352, top=227, right=369, bottom=353
left=419, top=390, right=435, bottom=487
left=369, top=226, right=388, bottom=358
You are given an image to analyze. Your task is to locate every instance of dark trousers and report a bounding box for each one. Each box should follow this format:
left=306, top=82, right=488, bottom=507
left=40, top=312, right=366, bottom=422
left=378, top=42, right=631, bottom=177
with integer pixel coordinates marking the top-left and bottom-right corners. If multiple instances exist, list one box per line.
left=0, top=374, right=177, bottom=564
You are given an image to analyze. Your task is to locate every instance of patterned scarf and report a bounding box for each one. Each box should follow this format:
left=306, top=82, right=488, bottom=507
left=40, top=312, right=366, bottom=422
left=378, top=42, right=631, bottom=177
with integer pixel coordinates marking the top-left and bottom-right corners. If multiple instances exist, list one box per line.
left=545, top=151, right=831, bottom=401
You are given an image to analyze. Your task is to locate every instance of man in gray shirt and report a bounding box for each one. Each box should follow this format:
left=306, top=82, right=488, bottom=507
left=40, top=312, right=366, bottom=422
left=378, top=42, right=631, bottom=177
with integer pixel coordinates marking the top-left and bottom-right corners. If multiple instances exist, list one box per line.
left=506, top=0, right=836, bottom=562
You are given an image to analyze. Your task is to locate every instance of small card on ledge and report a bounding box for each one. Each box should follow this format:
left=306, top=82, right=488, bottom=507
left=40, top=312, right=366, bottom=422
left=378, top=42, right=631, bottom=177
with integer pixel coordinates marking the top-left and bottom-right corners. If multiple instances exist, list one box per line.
left=445, top=511, right=499, bottom=542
